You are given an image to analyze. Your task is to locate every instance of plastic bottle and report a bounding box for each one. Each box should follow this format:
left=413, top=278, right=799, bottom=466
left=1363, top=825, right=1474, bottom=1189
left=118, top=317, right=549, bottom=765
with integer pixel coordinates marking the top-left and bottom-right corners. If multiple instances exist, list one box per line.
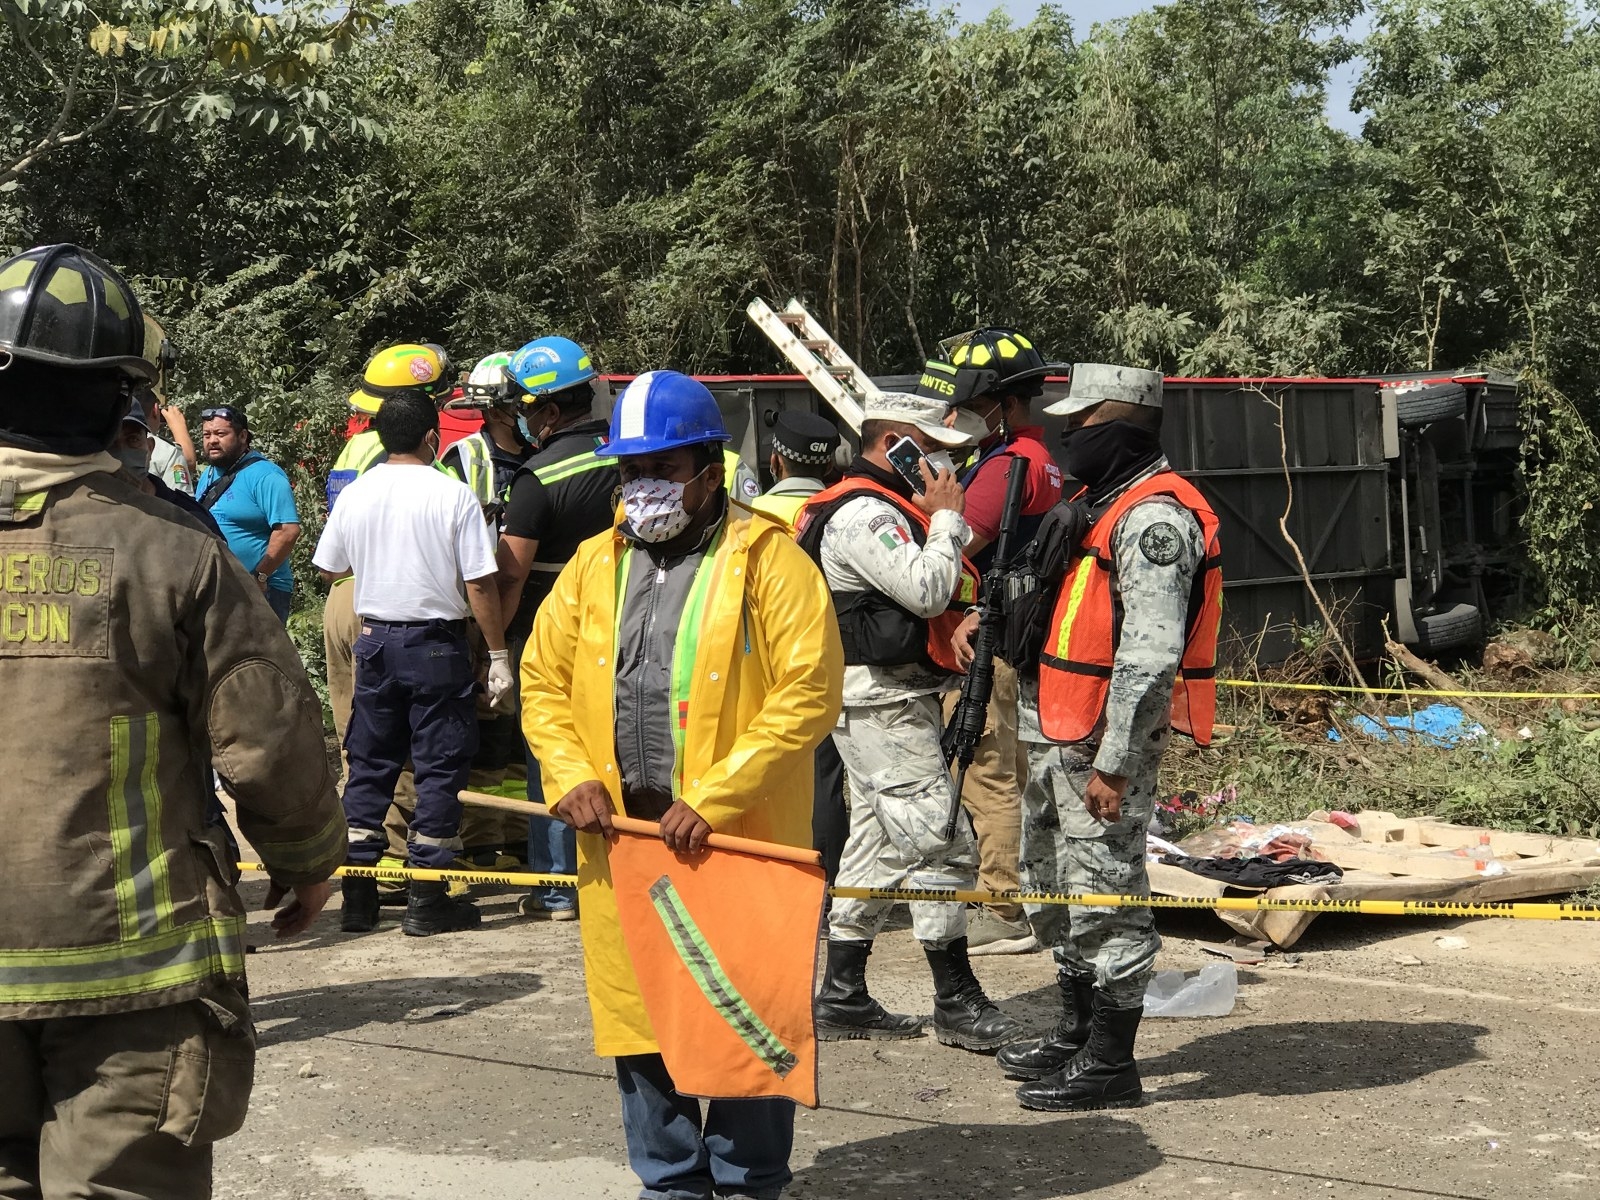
left=1469, top=833, right=1508, bottom=877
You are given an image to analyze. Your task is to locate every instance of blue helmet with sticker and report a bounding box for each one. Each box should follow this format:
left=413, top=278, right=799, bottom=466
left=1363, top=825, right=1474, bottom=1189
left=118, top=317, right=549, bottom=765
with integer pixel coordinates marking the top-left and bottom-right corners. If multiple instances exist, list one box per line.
left=595, top=370, right=731, bottom=458
left=507, top=335, right=597, bottom=403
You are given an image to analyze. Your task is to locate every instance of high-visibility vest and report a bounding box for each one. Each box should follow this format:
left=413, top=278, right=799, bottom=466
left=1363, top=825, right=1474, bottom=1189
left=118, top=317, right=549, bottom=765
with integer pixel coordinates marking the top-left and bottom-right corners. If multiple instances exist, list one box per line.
left=794, top=476, right=979, bottom=674
left=326, top=428, right=387, bottom=511
left=749, top=488, right=812, bottom=529
left=1038, top=471, right=1222, bottom=745
left=450, top=431, right=498, bottom=508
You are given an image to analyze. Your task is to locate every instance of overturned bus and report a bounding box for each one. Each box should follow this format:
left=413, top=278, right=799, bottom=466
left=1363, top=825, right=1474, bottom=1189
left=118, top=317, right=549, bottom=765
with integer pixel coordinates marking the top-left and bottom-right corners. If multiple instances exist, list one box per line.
left=604, top=371, right=1523, bottom=666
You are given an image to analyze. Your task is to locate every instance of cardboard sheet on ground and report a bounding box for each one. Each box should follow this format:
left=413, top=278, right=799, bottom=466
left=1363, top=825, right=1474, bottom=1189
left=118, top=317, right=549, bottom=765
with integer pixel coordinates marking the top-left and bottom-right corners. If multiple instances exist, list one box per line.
left=607, top=828, right=825, bottom=1107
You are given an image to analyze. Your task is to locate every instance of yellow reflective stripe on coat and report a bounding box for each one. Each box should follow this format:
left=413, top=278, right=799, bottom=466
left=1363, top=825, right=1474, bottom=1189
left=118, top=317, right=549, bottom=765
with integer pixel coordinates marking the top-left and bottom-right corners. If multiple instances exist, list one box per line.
left=107, top=713, right=175, bottom=939
left=251, top=808, right=346, bottom=878
left=0, top=916, right=246, bottom=1004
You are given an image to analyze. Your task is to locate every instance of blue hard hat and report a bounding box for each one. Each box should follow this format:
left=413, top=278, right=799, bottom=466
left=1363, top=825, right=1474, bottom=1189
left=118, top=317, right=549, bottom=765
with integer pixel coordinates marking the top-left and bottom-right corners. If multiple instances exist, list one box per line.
left=508, top=335, right=597, bottom=401
left=596, top=370, right=731, bottom=458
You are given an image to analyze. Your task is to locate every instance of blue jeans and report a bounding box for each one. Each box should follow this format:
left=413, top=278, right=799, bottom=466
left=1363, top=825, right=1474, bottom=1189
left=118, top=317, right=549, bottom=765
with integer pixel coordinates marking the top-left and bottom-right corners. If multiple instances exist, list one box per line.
left=264, top=586, right=292, bottom=624
left=615, top=1054, right=794, bottom=1200
left=524, top=742, right=577, bottom=911
left=343, top=620, right=478, bottom=869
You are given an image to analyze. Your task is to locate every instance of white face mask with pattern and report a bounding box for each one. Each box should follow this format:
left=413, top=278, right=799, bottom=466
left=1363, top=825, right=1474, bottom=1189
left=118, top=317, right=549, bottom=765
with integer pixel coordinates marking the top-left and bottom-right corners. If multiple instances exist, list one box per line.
left=622, top=470, right=707, bottom=543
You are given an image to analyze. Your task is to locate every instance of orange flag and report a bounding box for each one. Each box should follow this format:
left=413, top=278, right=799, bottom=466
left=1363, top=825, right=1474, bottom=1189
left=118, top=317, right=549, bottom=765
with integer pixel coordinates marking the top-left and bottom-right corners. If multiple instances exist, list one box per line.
left=607, top=828, right=826, bottom=1107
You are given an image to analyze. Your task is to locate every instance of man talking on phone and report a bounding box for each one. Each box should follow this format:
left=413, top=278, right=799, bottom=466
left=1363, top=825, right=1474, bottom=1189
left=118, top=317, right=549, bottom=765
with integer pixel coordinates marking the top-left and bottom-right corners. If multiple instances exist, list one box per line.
left=793, top=392, right=1025, bottom=1054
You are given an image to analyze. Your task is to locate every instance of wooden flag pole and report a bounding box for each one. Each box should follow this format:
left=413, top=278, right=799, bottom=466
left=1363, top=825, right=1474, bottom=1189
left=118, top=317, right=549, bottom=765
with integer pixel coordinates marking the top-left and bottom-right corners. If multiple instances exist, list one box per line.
left=459, top=789, right=823, bottom=868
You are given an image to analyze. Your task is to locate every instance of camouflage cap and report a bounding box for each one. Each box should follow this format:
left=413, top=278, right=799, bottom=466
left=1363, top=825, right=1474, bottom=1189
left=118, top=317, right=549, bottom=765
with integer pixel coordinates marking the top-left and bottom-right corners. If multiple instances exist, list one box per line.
left=1043, top=363, right=1163, bottom=417
left=862, top=390, right=985, bottom=447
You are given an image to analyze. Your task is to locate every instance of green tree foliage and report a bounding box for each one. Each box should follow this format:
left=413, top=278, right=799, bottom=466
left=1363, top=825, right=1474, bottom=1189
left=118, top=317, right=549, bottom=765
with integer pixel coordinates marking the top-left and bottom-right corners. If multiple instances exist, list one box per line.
left=3, top=0, right=1600, bottom=612
left=0, top=0, right=388, bottom=189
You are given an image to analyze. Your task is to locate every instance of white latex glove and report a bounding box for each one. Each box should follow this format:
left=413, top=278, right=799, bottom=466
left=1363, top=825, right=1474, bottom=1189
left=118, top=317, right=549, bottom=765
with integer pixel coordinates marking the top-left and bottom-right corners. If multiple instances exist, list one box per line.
left=486, top=649, right=516, bottom=714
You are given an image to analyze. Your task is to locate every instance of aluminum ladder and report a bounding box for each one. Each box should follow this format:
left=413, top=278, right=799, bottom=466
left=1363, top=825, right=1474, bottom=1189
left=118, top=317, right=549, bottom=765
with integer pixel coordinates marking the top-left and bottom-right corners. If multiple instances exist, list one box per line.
left=745, top=297, right=874, bottom=431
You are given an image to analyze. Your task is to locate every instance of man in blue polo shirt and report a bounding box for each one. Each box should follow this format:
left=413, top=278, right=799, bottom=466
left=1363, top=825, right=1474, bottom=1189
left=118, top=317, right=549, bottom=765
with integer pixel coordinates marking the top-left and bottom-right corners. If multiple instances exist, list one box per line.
left=195, top=404, right=302, bottom=623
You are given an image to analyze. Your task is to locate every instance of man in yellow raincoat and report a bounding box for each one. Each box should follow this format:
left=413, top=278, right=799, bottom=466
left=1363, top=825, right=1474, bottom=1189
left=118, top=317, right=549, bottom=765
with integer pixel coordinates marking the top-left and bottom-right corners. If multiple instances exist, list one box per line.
left=521, top=370, right=842, bottom=1200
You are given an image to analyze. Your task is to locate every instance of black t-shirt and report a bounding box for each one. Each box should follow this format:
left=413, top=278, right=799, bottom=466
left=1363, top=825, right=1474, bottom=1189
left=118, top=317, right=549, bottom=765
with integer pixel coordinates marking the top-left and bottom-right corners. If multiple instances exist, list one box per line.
left=501, top=419, right=619, bottom=638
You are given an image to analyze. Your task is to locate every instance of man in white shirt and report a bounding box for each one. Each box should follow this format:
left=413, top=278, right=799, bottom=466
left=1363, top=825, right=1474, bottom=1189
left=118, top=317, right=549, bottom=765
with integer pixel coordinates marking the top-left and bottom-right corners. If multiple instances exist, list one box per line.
left=313, top=391, right=515, bottom=937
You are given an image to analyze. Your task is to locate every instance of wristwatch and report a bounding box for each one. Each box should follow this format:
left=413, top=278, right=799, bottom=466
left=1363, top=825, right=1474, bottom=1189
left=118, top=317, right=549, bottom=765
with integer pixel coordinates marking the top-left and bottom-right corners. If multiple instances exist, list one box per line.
left=255, top=569, right=272, bottom=584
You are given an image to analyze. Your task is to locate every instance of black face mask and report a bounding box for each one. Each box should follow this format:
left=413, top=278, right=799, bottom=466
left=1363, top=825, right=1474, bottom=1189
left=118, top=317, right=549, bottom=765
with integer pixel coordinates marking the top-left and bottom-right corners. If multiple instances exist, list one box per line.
left=1060, top=419, right=1163, bottom=500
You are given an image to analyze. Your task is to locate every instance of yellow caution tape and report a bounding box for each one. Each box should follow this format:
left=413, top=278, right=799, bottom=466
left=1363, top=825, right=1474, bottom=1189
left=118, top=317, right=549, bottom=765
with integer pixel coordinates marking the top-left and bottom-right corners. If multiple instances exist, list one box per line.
left=830, top=886, right=1600, bottom=921
left=1222, top=678, right=1600, bottom=701
left=237, top=862, right=577, bottom=888
left=241, top=862, right=1599, bottom=922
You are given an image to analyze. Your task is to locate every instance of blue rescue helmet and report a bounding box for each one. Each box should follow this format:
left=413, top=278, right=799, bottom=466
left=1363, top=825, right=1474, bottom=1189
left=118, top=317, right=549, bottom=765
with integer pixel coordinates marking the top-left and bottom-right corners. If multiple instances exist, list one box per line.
left=507, top=335, right=597, bottom=402
left=596, top=370, right=731, bottom=458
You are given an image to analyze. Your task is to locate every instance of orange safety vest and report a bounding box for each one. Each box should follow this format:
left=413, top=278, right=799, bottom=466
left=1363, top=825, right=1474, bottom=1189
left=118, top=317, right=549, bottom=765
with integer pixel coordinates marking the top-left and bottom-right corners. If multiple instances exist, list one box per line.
left=1038, top=471, right=1222, bottom=745
left=794, top=476, right=980, bottom=674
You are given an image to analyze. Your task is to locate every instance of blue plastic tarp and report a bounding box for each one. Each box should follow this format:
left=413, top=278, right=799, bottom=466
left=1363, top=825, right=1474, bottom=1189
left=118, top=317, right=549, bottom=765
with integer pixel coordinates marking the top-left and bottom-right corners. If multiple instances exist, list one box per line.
left=1326, top=703, right=1489, bottom=747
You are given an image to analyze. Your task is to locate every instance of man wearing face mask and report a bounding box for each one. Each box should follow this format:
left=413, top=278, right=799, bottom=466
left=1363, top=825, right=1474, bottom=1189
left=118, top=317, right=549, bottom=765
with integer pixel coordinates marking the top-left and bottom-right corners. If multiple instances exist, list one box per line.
left=793, top=392, right=1025, bottom=1054
left=916, top=328, right=1066, bottom=958
left=322, top=343, right=455, bottom=917
left=113, top=394, right=222, bottom=540
left=312, top=390, right=514, bottom=936
left=496, top=335, right=616, bottom=920
left=521, top=370, right=842, bottom=1200
left=440, top=351, right=531, bottom=520
left=994, top=364, right=1221, bottom=1112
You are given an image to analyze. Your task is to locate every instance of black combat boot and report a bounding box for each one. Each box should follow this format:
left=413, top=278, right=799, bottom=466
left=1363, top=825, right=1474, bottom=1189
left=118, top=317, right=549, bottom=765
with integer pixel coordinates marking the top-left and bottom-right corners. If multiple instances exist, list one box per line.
left=1015, top=990, right=1144, bottom=1111
left=996, top=971, right=1094, bottom=1080
left=924, top=937, right=1026, bottom=1053
left=400, top=880, right=483, bottom=937
left=815, top=940, right=924, bottom=1041
left=340, top=876, right=380, bottom=933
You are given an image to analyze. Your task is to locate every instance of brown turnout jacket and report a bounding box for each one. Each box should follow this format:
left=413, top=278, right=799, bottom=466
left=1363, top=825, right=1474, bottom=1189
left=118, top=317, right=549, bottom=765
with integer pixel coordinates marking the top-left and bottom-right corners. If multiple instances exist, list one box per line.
left=0, top=448, right=344, bottom=1020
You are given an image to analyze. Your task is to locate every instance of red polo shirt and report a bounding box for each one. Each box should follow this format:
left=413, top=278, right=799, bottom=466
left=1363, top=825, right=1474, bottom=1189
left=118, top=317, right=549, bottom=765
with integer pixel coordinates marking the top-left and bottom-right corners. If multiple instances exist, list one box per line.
left=962, top=426, right=1063, bottom=543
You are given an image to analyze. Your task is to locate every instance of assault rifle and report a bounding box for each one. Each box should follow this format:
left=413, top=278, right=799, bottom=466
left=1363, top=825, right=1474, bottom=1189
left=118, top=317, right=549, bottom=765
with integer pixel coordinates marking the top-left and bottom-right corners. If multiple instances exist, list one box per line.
left=941, top=454, right=1029, bottom=840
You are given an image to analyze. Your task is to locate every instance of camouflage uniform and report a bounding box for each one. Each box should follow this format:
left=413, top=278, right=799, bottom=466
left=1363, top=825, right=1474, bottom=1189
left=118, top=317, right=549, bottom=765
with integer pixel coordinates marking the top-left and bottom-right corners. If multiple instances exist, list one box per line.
left=819, top=492, right=975, bottom=948
left=1017, top=464, right=1204, bottom=1006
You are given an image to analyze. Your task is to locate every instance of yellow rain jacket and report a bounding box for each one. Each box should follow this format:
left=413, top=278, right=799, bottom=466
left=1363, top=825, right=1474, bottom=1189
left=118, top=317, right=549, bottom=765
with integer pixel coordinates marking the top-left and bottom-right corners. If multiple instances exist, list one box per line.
left=521, top=510, right=843, bottom=1056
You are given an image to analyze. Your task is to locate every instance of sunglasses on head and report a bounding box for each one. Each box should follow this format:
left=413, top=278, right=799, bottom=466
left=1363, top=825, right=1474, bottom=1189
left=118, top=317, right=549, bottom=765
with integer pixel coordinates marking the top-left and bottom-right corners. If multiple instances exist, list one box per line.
left=201, top=406, right=247, bottom=426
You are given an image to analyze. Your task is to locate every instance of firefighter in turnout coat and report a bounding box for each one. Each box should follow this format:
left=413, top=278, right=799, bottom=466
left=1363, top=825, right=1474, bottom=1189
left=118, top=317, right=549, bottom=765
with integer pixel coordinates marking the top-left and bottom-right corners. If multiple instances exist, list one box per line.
left=0, top=244, right=344, bottom=1198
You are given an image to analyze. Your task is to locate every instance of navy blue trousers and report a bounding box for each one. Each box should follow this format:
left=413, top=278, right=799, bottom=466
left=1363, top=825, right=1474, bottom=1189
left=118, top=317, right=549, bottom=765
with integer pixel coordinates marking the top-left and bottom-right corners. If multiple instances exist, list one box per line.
left=615, top=1054, right=794, bottom=1200
left=342, top=619, right=478, bottom=869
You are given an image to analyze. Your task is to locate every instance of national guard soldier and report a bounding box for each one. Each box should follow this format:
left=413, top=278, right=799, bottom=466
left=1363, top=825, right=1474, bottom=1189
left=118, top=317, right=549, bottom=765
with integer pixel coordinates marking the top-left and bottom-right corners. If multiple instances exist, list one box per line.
left=795, top=391, right=1024, bottom=1052
left=0, top=244, right=344, bottom=1196
left=991, top=363, right=1222, bottom=1110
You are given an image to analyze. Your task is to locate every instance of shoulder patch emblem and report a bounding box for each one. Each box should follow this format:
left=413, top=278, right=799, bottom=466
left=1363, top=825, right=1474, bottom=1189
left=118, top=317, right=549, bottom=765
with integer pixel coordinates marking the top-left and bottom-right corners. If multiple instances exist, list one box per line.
left=741, top=476, right=761, bottom=500
left=1139, top=521, right=1183, bottom=567
left=867, top=513, right=897, bottom=533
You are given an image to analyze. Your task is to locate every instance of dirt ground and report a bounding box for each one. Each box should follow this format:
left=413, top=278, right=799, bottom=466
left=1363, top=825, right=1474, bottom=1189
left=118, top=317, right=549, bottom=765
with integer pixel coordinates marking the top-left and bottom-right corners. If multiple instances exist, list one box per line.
left=215, top=872, right=1600, bottom=1200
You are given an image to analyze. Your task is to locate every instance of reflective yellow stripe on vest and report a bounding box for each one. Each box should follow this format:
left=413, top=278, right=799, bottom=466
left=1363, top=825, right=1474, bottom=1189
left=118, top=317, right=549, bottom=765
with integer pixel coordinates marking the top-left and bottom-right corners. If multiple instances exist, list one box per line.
left=456, top=432, right=496, bottom=507
left=0, top=713, right=246, bottom=1005
left=615, top=523, right=724, bottom=800
left=1048, top=556, right=1099, bottom=660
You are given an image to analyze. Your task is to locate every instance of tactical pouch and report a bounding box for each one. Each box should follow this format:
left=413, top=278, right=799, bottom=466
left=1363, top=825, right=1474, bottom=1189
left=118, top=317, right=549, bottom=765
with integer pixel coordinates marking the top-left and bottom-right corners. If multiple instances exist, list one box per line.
left=996, top=498, right=1091, bottom=674
left=832, top=590, right=926, bottom=667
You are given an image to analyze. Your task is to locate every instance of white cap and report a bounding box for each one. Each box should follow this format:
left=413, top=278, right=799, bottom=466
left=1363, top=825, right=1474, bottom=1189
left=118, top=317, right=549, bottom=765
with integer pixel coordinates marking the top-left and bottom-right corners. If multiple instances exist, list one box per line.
left=862, top=390, right=986, bottom=447
left=1043, top=363, right=1164, bottom=417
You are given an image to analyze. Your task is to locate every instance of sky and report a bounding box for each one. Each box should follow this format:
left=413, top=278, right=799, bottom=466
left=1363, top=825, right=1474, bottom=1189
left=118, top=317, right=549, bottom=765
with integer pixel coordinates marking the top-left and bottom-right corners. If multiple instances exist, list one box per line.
left=946, top=0, right=1371, bottom=135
